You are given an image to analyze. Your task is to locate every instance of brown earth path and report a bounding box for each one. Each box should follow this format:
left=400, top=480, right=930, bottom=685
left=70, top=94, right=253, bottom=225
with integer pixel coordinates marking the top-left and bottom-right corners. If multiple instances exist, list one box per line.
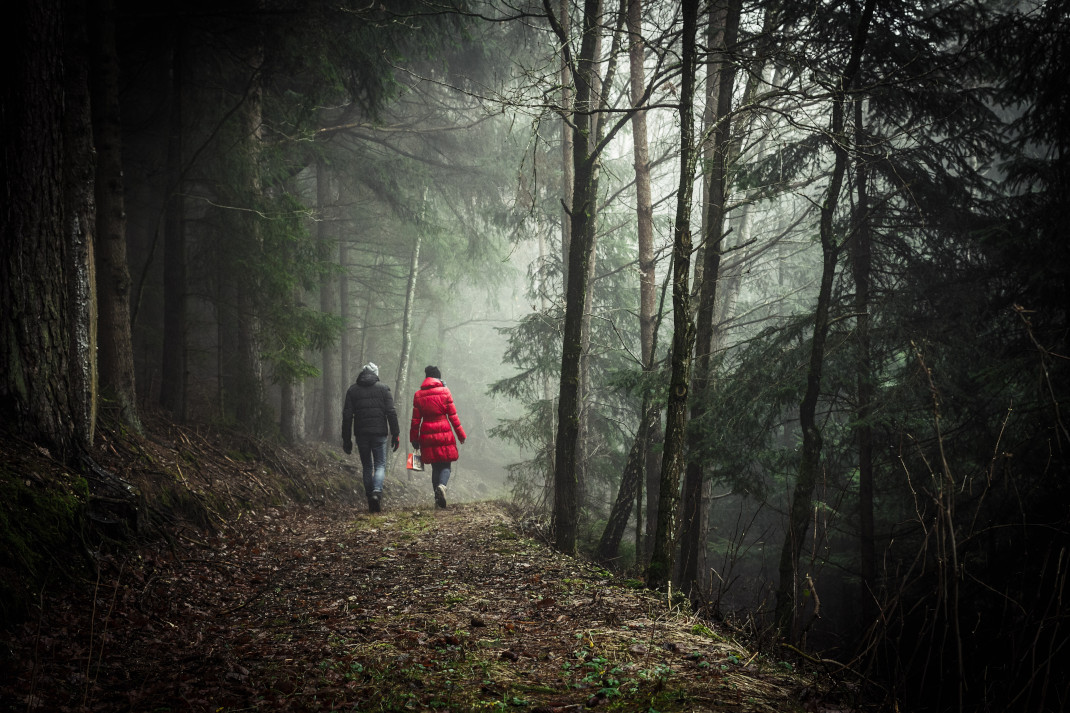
left=1, top=500, right=820, bottom=712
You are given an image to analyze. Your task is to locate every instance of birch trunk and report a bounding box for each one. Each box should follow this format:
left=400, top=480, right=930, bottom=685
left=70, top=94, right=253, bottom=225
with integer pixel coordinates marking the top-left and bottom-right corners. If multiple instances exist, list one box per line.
left=396, top=212, right=423, bottom=424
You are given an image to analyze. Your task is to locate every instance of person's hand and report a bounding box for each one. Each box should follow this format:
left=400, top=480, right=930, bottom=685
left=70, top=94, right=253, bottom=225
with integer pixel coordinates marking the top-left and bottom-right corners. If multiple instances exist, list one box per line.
left=459, top=436, right=466, bottom=445
left=391, top=435, right=400, bottom=452
left=343, top=441, right=352, bottom=455
left=411, top=441, right=419, bottom=451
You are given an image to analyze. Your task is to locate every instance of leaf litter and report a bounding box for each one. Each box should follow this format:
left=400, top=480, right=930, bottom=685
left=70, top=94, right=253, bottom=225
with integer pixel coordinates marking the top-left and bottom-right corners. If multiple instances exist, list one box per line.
left=1, top=500, right=833, bottom=712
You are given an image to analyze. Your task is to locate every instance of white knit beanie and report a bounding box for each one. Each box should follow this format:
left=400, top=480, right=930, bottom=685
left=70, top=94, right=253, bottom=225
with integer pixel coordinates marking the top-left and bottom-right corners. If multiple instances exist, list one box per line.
left=363, top=362, right=379, bottom=376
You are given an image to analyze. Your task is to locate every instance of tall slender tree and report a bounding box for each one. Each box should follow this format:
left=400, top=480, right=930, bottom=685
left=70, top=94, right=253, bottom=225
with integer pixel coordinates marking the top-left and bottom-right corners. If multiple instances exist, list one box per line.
left=159, top=24, right=187, bottom=419
left=678, top=0, right=742, bottom=595
left=648, top=0, right=700, bottom=590
left=89, top=0, right=141, bottom=434
left=318, top=158, right=338, bottom=439
left=595, top=0, right=660, bottom=566
left=774, top=0, right=876, bottom=636
left=547, top=0, right=606, bottom=553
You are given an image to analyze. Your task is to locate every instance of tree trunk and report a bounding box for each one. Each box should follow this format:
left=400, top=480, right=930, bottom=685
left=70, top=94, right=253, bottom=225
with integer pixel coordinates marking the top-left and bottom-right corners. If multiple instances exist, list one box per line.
left=319, top=159, right=339, bottom=439
left=679, top=0, right=741, bottom=596
left=89, top=0, right=141, bottom=434
left=775, top=0, right=876, bottom=636
left=647, top=0, right=700, bottom=591
left=552, top=0, right=571, bottom=510
left=596, top=0, right=659, bottom=566
left=596, top=399, right=656, bottom=564
left=1, top=0, right=96, bottom=461
left=852, top=98, right=878, bottom=629
left=234, top=38, right=265, bottom=430
left=559, top=0, right=573, bottom=268
left=621, top=0, right=660, bottom=568
left=643, top=418, right=662, bottom=565
left=550, top=0, right=603, bottom=555
left=280, top=377, right=304, bottom=444
left=339, top=234, right=350, bottom=388
left=160, top=26, right=187, bottom=419
left=396, top=204, right=423, bottom=425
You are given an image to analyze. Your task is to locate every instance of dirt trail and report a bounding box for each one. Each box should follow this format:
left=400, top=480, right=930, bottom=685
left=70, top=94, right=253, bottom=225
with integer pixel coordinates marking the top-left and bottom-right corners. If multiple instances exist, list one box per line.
left=1, top=501, right=817, bottom=712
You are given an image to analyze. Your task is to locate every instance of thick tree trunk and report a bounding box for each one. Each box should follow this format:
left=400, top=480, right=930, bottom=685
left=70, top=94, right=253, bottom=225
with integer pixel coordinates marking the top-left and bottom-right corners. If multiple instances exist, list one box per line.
left=775, top=0, right=876, bottom=636
left=1, top=0, right=96, bottom=461
left=679, top=0, right=741, bottom=596
left=648, top=0, right=700, bottom=591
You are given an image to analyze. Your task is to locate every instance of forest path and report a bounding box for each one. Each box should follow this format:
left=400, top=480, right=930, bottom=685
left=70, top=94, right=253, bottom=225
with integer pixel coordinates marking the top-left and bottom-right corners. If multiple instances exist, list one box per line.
left=2, top=500, right=815, bottom=712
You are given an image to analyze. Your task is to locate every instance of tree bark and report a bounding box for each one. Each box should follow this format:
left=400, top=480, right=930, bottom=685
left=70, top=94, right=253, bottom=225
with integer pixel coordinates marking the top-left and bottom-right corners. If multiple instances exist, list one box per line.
left=775, top=0, right=876, bottom=636
left=1, top=0, right=96, bottom=461
left=597, top=399, right=656, bottom=563
left=396, top=194, right=424, bottom=423
left=596, top=0, right=659, bottom=566
left=679, top=0, right=741, bottom=596
left=319, top=159, right=339, bottom=439
left=89, top=0, right=141, bottom=434
left=549, top=0, right=603, bottom=554
left=648, top=0, right=700, bottom=591
left=234, top=35, right=265, bottom=430
left=280, top=376, right=304, bottom=444
left=852, top=98, right=878, bottom=629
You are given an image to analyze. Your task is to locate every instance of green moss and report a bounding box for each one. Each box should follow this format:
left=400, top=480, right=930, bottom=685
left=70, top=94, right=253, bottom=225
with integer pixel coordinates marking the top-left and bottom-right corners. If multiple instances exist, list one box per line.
left=0, top=468, right=88, bottom=625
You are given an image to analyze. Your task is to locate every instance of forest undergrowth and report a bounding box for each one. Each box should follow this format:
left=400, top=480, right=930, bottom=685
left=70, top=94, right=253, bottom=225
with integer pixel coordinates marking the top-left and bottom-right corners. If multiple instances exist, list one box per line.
left=0, top=415, right=867, bottom=712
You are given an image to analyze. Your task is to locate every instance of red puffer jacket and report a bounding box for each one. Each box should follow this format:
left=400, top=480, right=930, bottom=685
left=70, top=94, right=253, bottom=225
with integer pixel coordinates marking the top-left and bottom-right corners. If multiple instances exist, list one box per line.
left=410, top=377, right=466, bottom=463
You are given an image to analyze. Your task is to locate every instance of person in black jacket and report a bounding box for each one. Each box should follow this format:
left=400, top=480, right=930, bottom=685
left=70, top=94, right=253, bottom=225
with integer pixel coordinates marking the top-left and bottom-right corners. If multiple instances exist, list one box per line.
left=342, top=362, right=400, bottom=512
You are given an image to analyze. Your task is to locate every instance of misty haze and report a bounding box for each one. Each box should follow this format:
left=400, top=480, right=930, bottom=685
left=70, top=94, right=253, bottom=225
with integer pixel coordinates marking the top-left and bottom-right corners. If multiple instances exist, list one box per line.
left=1, top=1, right=1067, bottom=712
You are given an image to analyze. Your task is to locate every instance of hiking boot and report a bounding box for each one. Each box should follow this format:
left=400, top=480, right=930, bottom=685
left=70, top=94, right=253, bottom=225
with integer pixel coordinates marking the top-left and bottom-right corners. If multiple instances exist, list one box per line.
left=434, top=484, right=448, bottom=509
left=369, top=492, right=382, bottom=513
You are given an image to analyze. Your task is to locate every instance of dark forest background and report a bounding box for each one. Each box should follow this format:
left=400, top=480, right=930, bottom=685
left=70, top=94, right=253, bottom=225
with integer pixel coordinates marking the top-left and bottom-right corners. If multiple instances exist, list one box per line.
left=2, top=1, right=1067, bottom=711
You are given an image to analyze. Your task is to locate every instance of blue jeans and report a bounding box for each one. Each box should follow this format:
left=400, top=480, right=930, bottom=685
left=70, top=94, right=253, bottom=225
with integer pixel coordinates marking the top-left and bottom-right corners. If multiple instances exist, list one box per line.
left=356, top=435, right=388, bottom=496
left=431, top=461, right=451, bottom=488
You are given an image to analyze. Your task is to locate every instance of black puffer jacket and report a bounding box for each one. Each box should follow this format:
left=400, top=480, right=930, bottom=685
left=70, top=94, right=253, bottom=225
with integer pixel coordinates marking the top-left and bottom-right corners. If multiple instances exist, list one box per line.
left=342, top=368, right=400, bottom=444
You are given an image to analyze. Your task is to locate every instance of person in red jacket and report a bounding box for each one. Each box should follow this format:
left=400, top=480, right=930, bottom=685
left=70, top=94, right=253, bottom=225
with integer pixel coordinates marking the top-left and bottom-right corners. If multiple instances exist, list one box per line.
left=409, top=365, right=466, bottom=508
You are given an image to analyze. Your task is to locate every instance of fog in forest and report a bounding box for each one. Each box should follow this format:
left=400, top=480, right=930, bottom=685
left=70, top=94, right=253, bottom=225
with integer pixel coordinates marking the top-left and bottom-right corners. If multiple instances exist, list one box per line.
left=2, top=0, right=1068, bottom=711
